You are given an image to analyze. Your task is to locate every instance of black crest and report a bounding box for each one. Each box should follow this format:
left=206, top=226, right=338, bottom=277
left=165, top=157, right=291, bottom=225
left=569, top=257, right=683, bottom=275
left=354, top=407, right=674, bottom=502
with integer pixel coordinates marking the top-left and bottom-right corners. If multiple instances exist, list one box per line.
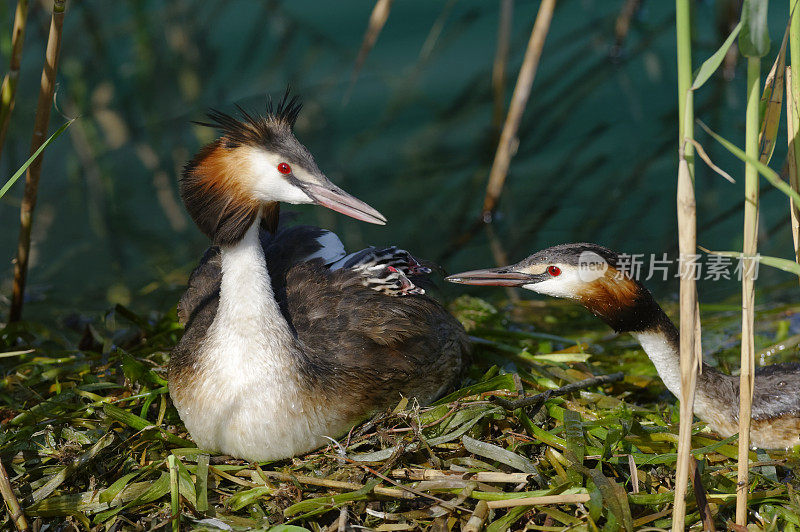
left=196, top=88, right=303, bottom=148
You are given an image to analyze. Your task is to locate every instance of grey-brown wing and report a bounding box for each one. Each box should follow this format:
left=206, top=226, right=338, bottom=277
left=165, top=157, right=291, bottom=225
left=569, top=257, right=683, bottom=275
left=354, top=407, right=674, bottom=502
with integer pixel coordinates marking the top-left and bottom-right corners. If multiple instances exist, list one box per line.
left=285, top=261, right=470, bottom=408
left=751, top=363, right=800, bottom=420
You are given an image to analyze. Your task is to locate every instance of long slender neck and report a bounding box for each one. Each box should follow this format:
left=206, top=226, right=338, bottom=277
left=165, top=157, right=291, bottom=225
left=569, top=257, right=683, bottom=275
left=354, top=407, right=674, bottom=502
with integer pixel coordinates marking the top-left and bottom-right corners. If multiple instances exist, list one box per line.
left=576, top=277, right=686, bottom=398
left=630, top=317, right=682, bottom=398
left=213, top=222, right=297, bottom=366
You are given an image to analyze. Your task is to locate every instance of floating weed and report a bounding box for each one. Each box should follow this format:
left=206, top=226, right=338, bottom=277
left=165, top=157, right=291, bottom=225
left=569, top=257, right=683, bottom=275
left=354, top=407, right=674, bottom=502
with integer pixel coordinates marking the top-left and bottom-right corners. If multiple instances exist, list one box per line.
left=1, top=297, right=799, bottom=529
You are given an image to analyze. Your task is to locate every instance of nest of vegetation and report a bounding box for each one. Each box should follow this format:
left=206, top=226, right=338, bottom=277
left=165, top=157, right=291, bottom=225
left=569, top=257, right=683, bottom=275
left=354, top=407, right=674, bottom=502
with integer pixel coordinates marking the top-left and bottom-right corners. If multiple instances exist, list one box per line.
left=1, top=295, right=799, bottom=531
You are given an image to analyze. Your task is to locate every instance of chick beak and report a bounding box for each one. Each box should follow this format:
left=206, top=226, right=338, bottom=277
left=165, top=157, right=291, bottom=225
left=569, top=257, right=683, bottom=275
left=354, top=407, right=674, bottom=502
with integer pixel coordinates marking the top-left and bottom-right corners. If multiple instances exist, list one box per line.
left=446, top=267, right=538, bottom=287
left=302, top=181, right=387, bottom=225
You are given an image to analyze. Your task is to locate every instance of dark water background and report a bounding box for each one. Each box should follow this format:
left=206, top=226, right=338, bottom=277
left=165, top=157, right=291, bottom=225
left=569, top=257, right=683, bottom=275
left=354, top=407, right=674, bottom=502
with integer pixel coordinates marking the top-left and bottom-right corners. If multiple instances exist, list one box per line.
left=0, top=0, right=797, bottom=323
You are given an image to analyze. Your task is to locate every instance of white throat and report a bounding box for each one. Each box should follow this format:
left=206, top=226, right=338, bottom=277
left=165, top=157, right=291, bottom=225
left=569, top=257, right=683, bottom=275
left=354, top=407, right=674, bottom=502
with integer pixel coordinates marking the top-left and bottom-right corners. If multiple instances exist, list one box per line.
left=631, top=330, right=682, bottom=397
left=215, top=222, right=296, bottom=352
left=172, top=222, right=350, bottom=461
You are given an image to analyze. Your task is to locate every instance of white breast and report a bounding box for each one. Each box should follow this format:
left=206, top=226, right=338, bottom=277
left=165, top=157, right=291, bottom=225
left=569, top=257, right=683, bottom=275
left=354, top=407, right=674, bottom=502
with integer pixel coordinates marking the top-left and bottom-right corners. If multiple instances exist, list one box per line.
left=170, top=223, right=355, bottom=461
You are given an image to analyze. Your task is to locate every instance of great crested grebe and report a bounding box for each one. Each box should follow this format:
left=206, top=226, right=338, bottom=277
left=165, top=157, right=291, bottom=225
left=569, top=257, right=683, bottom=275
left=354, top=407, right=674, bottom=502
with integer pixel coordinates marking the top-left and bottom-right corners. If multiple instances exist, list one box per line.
left=447, top=243, right=800, bottom=449
left=169, top=94, right=469, bottom=461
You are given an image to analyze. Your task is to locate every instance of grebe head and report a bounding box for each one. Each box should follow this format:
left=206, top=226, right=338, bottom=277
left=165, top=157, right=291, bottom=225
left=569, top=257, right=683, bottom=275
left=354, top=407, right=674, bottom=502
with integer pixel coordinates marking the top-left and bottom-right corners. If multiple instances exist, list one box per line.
left=447, top=243, right=661, bottom=333
left=181, top=90, right=386, bottom=245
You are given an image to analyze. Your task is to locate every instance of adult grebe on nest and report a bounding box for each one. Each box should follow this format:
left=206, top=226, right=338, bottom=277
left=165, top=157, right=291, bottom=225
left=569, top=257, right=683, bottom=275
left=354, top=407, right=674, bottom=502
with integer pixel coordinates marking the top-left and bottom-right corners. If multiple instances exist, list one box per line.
left=169, top=92, right=469, bottom=461
left=448, top=243, right=800, bottom=449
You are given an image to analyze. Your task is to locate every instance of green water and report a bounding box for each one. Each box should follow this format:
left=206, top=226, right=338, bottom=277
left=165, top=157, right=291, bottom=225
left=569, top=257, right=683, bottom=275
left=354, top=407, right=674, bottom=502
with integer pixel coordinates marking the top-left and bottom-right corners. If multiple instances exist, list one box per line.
left=0, top=0, right=797, bottom=322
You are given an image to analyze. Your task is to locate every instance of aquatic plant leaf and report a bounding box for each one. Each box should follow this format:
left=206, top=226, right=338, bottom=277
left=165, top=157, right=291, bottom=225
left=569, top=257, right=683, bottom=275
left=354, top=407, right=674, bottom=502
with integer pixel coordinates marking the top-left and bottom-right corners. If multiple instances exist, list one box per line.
left=739, top=0, right=771, bottom=58
left=32, top=432, right=115, bottom=502
left=122, top=352, right=168, bottom=387
left=705, top=249, right=800, bottom=276
left=227, top=486, right=272, bottom=511
left=283, top=479, right=380, bottom=517
left=758, top=17, right=790, bottom=164
left=427, top=406, right=503, bottom=446
left=698, top=119, right=800, bottom=205
left=175, top=456, right=197, bottom=509
left=433, top=373, right=516, bottom=404
left=92, top=472, right=171, bottom=522
left=26, top=480, right=157, bottom=517
left=195, top=454, right=210, bottom=512
left=0, top=119, right=74, bottom=199
left=99, top=471, right=142, bottom=503
left=103, top=402, right=194, bottom=447
left=462, top=435, right=539, bottom=474
left=588, top=466, right=633, bottom=531
left=485, top=506, right=528, bottom=532
left=563, top=409, right=585, bottom=485
left=692, top=21, right=742, bottom=90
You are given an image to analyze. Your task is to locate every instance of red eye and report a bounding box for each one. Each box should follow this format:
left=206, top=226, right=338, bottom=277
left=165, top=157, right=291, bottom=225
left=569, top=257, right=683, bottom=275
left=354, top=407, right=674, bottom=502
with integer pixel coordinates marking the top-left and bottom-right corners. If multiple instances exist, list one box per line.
left=547, top=265, right=561, bottom=276
left=277, top=162, right=292, bottom=174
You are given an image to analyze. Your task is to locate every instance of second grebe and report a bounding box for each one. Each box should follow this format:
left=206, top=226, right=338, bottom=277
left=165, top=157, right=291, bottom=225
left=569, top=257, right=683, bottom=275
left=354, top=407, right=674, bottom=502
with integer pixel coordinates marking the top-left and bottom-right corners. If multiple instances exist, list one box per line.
left=447, top=243, right=800, bottom=449
left=169, top=93, right=469, bottom=461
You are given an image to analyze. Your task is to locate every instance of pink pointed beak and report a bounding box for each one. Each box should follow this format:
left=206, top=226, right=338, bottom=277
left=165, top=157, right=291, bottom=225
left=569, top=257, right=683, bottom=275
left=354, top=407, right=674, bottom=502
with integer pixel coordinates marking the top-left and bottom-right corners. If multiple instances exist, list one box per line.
left=303, top=182, right=387, bottom=225
left=446, top=267, right=538, bottom=286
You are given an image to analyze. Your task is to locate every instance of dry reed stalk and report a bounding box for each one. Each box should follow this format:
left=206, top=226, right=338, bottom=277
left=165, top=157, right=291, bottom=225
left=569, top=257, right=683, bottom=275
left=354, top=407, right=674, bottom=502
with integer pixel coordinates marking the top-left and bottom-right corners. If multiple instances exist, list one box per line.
left=673, top=0, right=700, bottom=528
left=255, top=470, right=410, bottom=499
left=335, top=506, right=348, bottom=532
left=391, top=469, right=532, bottom=483
left=0, top=0, right=30, bottom=161
left=614, top=0, right=641, bottom=47
left=481, top=0, right=556, bottom=221
left=736, top=56, right=761, bottom=526
left=486, top=493, right=590, bottom=509
left=787, top=67, right=800, bottom=277
left=345, top=0, right=394, bottom=103
left=0, top=459, right=28, bottom=531
left=346, top=459, right=471, bottom=513
left=685, top=138, right=735, bottom=183
left=628, top=454, right=640, bottom=494
left=491, top=0, right=514, bottom=131
left=674, top=139, right=699, bottom=532
left=462, top=500, right=489, bottom=532
left=9, top=0, right=66, bottom=323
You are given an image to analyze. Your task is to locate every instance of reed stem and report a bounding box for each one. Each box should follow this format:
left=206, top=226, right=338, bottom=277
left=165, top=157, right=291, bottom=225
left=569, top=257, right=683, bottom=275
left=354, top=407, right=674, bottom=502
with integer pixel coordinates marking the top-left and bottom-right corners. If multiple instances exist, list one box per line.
left=0, top=0, right=30, bottom=163
left=9, top=0, right=67, bottom=322
left=344, top=0, right=394, bottom=104
left=481, top=0, right=555, bottom=221
left=0, top=458, right=28, bottom=531
left=491, top=0, right=514, bottom=133
left=676, top=1, right=694, bottom=166
left=673, top=1, right=699, bottom=530
left=789, top=1, right=800, bottom=275
left=792, top=0, right=800, bottom=130
left=736, top=55, right=761, bottom=527
left=787, top=67, right=800, bottom=278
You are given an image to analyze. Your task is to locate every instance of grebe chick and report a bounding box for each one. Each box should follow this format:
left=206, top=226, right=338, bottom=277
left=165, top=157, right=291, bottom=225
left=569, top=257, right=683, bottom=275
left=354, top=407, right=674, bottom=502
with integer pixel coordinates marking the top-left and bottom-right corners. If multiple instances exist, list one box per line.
left=169, top=94, right=469, bottom=461
left=447, top=243, right=800, bottom=449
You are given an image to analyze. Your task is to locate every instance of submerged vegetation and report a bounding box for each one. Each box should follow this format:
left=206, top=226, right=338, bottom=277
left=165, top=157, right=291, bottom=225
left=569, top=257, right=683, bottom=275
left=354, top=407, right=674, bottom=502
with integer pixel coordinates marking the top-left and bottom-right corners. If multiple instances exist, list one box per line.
left=1, top=295, right=799, bottom=530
